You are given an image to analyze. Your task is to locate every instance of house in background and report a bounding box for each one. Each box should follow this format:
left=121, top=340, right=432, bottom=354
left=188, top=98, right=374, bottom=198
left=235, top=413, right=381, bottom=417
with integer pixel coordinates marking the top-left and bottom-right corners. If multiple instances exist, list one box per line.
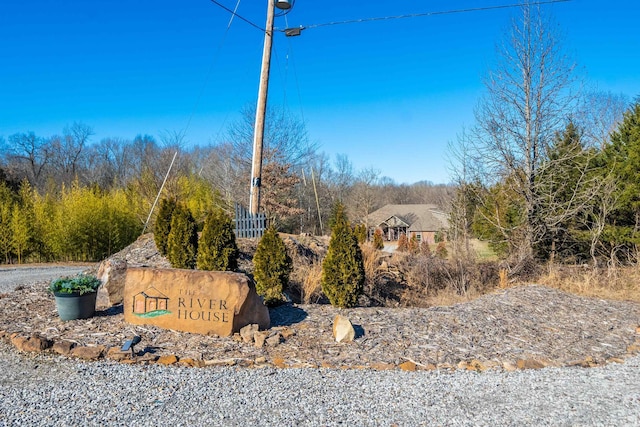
left=365, top=204, right=449, bottom=244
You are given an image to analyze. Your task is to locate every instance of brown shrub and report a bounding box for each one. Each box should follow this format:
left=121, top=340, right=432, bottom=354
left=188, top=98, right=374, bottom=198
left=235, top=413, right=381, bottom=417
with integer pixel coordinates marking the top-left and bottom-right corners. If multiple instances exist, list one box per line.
left=399, top=253, right=501, bottom=307
left=538, top=264, right=640, bottom=302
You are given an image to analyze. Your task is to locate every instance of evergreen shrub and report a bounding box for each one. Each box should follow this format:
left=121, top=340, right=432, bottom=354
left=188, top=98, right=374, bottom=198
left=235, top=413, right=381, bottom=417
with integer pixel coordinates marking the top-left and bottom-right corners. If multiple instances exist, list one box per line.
left=253, top=226, right=292, bottom=306
left=166, top=204, right=198, bottom=269
left=373, top=228, right=384, bottom=250
left=397, top=233, right=409, bottom=252
left=154, top=198, right=177, bottom=256
left=321, top=202, right=364, bottom=308
left=196, top=208, right=238, bottom=271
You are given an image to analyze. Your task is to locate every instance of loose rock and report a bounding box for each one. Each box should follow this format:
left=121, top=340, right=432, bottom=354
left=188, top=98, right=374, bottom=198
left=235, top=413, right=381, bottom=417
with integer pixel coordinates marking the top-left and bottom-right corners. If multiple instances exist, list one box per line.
left=332, top=314, right=355, bottom=343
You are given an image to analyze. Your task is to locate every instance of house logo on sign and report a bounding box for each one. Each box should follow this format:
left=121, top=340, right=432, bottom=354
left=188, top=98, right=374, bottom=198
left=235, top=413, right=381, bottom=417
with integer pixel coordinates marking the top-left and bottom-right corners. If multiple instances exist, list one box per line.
left=132, top=287, right=170, bottom=318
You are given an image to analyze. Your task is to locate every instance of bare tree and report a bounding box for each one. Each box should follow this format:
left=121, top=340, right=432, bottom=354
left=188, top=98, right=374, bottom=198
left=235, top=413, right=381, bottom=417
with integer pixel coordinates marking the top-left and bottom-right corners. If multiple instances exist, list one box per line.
left=4, top=132, right=51, bottom=190
left=577, top=91, right=629, bottom=149
left=225, top=104, right=316, bottom=172
left=216, top=104, right=317, bottom=218
left=327, top=153, right=354, bottom=204
left=349, top=167, right=381, bottom=226
left=469, top=4, right=578, bottom=261
left=48, top=122, right=94, bottom=185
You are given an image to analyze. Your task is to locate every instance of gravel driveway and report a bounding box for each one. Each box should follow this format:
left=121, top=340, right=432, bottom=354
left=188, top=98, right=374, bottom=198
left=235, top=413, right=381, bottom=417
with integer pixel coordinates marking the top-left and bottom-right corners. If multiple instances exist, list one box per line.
left=0, top=265, right=91, bottom=293
left=1, top=343, right=639, bottom=426
left=1, top=265, right=640, bottom=426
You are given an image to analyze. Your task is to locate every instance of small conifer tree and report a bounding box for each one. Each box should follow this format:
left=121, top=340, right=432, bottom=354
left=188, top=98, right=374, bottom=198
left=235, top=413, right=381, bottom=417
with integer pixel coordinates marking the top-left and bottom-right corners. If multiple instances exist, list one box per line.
left=409, top=235, right=419, bottom=254
left=373, top=228, right=384, bottom=250
left=166, top=203, right=198, bottom=269
left=196, top=208, right=238, bottom=271
left=354, top=223, right=367, bottom=244
left=420, top=240, right=432, bottom=257
left=154, top=198, right=177, bottom=256
left=253, top=226, right=292, bottom=306
left=321, top=202, right=364, bottom=308
left=397, top=232, right=409, bottom=252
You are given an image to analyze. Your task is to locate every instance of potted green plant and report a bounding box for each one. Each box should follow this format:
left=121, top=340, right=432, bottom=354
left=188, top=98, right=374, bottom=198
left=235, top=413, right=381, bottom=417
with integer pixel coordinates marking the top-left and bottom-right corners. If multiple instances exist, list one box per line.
left=49, top=274, right=101, bottom=321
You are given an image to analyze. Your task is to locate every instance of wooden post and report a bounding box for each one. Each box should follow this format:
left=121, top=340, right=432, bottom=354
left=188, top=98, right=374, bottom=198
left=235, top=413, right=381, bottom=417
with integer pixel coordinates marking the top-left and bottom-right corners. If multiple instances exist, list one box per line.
left=249, top=0, right=276, bottom=215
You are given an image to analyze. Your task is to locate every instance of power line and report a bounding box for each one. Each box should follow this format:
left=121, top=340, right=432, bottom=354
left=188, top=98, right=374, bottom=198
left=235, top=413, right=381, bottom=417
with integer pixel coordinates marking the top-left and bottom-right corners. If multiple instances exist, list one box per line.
left=209, top=0, right=264, bottom=32
left=277, top=0, right=572, bottom=33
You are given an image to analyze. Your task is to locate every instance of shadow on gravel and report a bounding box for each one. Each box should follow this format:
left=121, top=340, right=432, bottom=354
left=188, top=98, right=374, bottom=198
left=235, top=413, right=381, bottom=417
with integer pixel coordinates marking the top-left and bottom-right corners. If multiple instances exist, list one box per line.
left=95, top=305, right=124, bottom=317
left=268, top=304, right=308, bottom=326
left=353, top=324, right=365, bottom=339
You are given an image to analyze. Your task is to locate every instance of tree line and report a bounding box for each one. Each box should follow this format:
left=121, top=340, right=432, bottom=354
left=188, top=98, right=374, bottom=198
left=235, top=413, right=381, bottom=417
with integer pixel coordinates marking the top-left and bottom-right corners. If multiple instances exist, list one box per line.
left=0, top=107, right=452, bottom=264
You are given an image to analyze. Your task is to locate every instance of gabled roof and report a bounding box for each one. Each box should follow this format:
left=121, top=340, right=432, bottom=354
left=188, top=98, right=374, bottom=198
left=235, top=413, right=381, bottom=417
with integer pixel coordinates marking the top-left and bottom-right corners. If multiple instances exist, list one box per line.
left=135, top=287, right=168, bottom=299
left=366, top=204, right=448, bottom=231
left=381, top=215, right=410, bottom=228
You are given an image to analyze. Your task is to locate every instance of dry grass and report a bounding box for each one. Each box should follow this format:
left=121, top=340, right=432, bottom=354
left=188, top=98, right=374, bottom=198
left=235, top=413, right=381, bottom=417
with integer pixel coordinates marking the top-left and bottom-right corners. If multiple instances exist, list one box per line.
left=300, top=263, right=324, bottom=304
left=361, top=243, right=387, bottom=294
left=537, top=265, right=640, bottom=303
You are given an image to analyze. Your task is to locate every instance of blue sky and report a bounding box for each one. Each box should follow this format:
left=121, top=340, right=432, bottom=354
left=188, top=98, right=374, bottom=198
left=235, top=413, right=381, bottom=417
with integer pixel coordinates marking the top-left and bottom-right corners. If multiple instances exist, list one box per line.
left=1, top=0, right=639, bottom=184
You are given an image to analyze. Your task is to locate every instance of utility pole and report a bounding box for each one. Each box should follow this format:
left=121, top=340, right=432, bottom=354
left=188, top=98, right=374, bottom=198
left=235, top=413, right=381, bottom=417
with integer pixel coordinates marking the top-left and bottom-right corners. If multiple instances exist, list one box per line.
left=249, top=0, right=276, bottom=215
left=249, top=0, right=292, bottom=215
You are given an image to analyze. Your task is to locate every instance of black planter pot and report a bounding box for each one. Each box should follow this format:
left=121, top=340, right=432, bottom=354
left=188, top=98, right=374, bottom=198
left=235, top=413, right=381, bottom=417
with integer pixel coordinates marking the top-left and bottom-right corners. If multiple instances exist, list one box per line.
left=54, top=291, right=97, bottom=321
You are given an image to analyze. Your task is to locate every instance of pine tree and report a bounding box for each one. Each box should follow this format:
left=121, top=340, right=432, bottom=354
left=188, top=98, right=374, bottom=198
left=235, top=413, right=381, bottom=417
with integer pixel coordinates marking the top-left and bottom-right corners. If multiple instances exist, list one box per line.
left=436, top=241, right=448, bottom=259
left=408, top=235, right=419, bottom=254
left=253, top=226, right=292, bottom=306
left=154, top=198, right=177, bottom=256
left=373, top=228, right=384, bottom=250
left=166, top=204, right=198, bottom=269
left=354, top=223, right=367, bottom=244
left=321, top=202, right=364, bottom=308
left=196, top=208, right=238, bottom=271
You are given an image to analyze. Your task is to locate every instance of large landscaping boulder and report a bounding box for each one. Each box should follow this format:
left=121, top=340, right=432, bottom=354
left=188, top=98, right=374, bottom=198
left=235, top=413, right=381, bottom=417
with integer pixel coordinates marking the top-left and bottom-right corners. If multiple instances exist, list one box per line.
left=96, top=259, right=127, bottom=307
left=123, top=267, right=270, bottom=336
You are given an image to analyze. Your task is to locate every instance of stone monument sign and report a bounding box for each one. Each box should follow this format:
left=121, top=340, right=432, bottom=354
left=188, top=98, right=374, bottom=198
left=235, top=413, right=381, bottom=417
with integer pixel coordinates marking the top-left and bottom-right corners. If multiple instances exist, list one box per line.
left=123, top=267, right=270, bottom=336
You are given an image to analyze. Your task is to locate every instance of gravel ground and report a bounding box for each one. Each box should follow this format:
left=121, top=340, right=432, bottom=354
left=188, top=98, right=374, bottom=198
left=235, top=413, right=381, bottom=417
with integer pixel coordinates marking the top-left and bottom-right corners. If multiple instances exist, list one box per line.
left=1, top=342, right=639, bottom=426
left=1, top=266, right=640, bottom=426
left=0, top=266, right=90, bottom=293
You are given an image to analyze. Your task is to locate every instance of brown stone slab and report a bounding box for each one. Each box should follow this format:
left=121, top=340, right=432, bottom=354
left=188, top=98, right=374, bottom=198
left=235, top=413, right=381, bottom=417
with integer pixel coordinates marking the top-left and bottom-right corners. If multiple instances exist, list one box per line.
left=123, top=267, right=269, bottom=336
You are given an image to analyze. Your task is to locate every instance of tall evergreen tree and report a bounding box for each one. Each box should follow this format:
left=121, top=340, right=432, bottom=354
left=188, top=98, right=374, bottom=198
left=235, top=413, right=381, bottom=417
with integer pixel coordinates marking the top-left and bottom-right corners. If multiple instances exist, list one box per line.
left=321, top=202, right=364, bottom=308
left=166, top=204, right=198, bottom=269
left=196, top=208, right=238, bottom=271
left=253, top=226, right=292, bottom=306
left=154, top=197, right=177, bottom=256
left=597, top=101, right=640, bottom=263
left=535, top=122, right=596, bottom=261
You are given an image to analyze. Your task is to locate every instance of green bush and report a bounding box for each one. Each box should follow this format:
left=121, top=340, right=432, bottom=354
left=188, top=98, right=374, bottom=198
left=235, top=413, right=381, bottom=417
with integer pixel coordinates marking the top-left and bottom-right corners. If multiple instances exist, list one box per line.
left=31, top=183, right=140, bottom=262
left=196, top=208, right=238, bottom=271
left=166, top=204, right=198, bottom=269
left=253, top=226, right=292, bottom=306
left=154, top=198, right=177, bottom=256
left=321, top=202, right=364, bottom=308
left=49, top=274, right=101, bottom=295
